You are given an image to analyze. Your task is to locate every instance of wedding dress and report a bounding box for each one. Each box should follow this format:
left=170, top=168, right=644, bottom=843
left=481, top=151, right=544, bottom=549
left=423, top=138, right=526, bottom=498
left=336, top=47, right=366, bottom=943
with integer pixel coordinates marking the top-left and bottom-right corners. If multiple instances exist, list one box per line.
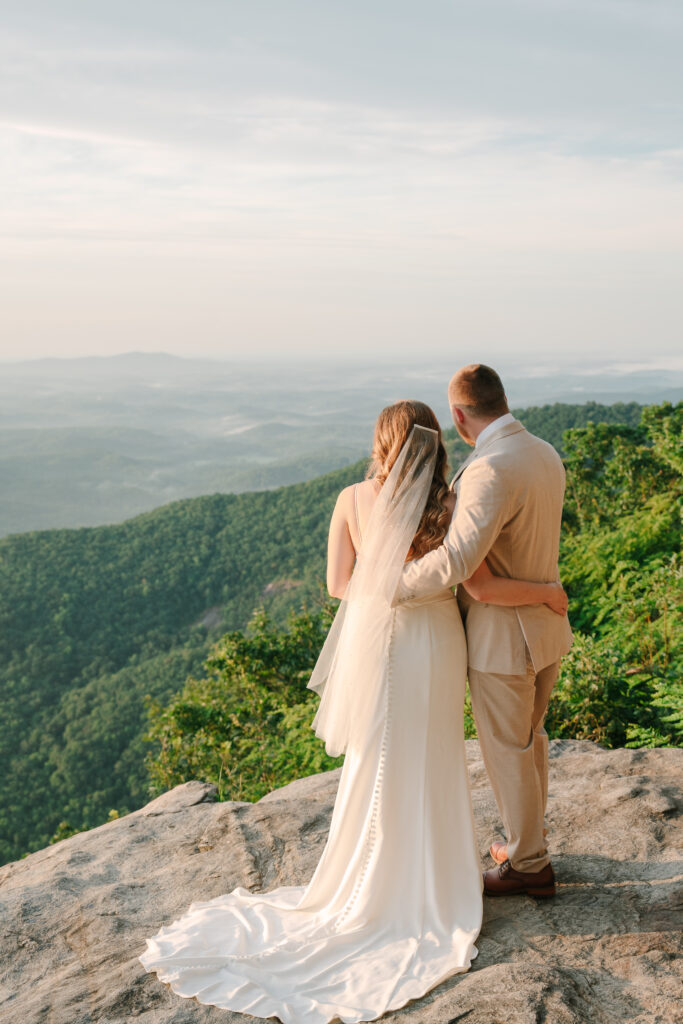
left=140, top=426, right=483, bottom=1023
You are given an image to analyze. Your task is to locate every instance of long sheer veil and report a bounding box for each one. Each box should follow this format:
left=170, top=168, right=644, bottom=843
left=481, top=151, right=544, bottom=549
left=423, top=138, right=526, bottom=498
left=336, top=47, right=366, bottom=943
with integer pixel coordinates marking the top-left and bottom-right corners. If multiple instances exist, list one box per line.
left=308, top=424, right=439, bottom=757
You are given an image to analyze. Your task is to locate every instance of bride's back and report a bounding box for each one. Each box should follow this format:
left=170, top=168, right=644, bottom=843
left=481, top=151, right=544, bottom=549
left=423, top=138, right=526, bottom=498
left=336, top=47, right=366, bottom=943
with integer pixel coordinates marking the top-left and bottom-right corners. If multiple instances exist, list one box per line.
left=343, top=478, right=455, bottom=556
left=326, top=402, right=452, bottom=601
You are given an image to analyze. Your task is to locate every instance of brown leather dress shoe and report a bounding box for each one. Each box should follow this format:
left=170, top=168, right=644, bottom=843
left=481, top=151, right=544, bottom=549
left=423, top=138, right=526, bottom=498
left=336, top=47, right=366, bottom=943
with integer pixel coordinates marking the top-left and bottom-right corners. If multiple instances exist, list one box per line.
left=483, top=859, right=556, bottom=898
left=489, top=841, right=508, bottom=865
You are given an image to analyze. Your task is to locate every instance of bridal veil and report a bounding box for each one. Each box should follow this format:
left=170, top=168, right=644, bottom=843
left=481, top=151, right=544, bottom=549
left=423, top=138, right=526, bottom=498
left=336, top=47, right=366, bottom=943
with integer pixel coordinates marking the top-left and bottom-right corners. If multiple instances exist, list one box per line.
left=309, top=424, right=439, bottom=756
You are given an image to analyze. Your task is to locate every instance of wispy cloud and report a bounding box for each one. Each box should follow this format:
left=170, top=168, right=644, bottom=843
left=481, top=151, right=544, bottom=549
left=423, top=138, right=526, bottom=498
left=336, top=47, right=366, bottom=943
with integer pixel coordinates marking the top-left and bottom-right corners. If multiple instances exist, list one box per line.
left=0, top=1, right=681, bottom=360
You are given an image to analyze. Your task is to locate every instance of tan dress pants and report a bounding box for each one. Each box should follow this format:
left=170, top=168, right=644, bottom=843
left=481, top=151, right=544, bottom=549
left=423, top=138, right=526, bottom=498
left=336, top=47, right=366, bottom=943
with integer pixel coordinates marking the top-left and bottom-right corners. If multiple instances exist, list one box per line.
left=468, top=656, right=560, bottom=873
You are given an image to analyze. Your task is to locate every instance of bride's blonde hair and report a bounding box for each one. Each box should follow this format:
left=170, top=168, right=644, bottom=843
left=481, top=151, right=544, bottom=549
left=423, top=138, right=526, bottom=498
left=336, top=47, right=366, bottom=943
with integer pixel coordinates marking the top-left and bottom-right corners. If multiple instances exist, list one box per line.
left=366, top=400, right=451, bottom=560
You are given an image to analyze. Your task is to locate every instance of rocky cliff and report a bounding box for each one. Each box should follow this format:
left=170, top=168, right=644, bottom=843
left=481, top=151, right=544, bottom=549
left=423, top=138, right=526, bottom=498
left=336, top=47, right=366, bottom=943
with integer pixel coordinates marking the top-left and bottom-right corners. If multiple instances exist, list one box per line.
left=1, top=740, right=681, bottom=1024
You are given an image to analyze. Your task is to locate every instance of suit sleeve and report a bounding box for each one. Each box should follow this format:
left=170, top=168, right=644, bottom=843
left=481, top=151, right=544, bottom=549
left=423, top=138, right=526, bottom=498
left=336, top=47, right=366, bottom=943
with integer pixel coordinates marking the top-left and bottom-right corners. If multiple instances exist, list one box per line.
left=394, top=457, right=510, bottom=602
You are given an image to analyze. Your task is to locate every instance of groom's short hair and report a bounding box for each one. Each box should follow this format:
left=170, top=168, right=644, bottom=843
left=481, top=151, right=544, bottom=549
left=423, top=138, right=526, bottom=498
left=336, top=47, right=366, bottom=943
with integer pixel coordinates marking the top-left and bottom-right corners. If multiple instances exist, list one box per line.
left=449, top=364, right=509, bottom=419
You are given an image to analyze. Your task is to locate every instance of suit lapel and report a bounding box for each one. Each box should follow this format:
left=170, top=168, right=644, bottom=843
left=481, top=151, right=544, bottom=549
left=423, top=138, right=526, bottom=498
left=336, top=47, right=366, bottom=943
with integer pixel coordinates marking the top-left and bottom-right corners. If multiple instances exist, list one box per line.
left=450, top=451, right=476, bottom=490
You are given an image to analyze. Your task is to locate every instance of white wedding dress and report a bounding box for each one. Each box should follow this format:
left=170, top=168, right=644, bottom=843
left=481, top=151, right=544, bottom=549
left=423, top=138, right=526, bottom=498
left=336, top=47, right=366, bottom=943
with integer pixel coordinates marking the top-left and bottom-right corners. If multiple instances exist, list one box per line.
left=140, top=428, right=483, bottom=1023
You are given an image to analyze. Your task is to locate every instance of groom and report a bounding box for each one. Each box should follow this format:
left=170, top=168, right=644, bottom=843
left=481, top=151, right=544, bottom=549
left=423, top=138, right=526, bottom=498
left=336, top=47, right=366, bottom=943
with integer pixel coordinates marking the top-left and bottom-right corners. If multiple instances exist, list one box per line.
left=396, top=364, right=572, bottom=897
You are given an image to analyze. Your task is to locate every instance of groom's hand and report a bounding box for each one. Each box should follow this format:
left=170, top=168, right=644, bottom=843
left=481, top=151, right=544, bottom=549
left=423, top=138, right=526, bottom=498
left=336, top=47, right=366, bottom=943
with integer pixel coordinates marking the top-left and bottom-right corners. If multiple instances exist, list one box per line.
left=544, top=583, right=569, bottom=616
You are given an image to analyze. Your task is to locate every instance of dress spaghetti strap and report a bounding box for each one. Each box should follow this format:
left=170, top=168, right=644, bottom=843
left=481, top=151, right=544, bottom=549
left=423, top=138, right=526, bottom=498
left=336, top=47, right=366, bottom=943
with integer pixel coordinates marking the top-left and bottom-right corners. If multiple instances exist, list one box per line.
left=353, top=483, right=362, bottom=544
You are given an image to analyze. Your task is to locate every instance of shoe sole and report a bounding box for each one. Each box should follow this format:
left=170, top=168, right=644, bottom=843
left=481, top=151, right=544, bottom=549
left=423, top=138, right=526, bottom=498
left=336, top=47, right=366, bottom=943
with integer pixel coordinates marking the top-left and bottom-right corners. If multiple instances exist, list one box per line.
left=484, top=886, right=556, bottom=899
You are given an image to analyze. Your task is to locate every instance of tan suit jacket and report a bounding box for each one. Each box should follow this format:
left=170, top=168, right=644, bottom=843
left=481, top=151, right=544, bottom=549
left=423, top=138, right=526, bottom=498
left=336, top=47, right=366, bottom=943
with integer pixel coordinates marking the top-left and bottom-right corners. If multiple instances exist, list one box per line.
left=398, top=419, right=573, bottom=674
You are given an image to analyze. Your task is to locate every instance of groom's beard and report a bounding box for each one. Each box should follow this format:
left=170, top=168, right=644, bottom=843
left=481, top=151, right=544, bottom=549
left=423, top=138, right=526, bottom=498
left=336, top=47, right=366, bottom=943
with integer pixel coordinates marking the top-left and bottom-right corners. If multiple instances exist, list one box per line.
left=455, top=421, right=476, bottom=447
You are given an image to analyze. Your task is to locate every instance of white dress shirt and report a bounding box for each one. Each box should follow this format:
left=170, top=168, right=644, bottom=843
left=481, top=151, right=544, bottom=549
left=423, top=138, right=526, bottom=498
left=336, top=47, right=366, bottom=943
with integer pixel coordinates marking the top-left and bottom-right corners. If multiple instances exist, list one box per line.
left=475, top=412, right=516, bottom=450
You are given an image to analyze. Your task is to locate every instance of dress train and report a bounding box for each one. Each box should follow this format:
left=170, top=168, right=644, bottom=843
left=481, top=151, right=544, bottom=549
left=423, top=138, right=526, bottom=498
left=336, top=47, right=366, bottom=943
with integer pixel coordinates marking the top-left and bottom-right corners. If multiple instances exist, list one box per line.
left=140, top=591, right=483, bottom=1023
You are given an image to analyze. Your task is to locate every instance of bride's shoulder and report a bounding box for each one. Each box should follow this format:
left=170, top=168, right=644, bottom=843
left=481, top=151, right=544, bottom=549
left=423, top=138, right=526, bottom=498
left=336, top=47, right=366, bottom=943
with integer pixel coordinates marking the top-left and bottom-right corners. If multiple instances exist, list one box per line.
left=333, top=479, right=378, bottom=525
left=336, top=482, right=356, bottom=503
left=334, top=481, right=360, bottom=512
left=337, top=479, right=376, bottom=501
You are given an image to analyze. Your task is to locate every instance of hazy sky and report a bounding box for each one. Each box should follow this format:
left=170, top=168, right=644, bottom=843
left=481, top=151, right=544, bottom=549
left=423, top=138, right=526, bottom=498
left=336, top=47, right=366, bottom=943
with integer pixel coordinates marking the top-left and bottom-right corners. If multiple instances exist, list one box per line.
left=2, top=0, right=682, bottom=364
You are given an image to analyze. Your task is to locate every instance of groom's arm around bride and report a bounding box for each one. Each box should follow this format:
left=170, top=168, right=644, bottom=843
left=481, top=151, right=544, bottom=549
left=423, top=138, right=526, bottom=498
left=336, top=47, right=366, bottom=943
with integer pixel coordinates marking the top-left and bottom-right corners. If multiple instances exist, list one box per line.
left=397, top=363, right=573, bottom=897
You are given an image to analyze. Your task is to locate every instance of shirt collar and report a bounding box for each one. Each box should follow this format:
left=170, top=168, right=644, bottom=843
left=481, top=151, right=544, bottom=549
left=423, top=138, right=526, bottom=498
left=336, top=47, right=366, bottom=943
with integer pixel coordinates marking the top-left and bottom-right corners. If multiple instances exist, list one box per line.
left=475, top=412, right=516, bottom=450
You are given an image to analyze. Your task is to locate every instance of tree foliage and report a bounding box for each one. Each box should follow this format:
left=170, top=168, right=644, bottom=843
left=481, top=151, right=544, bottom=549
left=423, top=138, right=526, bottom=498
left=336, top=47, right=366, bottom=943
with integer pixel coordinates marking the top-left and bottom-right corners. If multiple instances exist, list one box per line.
left=146, top=607, right=344, bottom=801
left=0, top=462, right=361, bottom=862
left=549, top=402, right=681, bottom=747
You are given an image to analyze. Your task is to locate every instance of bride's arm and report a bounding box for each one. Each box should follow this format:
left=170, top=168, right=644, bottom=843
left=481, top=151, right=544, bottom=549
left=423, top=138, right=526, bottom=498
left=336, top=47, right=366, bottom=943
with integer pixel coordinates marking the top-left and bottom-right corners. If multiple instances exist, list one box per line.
left=326, top=489, right=356, bottom=599
left=462, top=560, right=568, bottom=616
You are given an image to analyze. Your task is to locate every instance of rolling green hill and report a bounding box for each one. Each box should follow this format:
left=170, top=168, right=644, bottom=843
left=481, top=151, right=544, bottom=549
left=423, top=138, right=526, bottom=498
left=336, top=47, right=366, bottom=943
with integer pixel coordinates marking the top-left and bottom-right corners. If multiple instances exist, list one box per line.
left=0, top=461, right=363, bottom=863
left=0, top=401, right=663, bottom=864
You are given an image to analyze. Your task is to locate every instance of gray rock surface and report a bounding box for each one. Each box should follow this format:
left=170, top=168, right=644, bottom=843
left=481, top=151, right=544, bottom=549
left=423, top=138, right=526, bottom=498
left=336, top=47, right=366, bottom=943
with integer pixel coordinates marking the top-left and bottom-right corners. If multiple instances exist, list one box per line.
left=1, top=740, right=681, bottom=1024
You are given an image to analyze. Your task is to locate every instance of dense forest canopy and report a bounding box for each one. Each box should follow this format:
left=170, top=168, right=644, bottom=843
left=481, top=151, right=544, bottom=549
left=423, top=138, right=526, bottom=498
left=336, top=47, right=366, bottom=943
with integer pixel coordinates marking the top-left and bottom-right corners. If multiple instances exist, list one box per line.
left=0, top=401, right=677, bottom=864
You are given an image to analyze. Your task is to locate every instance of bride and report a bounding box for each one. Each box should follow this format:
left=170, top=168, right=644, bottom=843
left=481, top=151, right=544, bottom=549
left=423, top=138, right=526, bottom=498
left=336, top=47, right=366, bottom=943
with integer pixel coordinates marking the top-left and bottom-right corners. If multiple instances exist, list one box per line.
left=140, top=400, right=568, bottom=1023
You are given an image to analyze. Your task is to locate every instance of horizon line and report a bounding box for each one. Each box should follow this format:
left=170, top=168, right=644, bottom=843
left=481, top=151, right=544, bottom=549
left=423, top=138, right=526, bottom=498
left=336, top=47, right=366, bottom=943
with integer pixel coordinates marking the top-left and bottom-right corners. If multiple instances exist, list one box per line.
left=2, top=350, right=683, bottom=375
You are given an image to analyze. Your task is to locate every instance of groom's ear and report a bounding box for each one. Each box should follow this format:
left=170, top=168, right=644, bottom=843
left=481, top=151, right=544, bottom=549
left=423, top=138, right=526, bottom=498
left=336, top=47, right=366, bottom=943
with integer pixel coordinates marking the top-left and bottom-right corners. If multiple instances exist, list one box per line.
left=451, top=405, right=466, bottom=426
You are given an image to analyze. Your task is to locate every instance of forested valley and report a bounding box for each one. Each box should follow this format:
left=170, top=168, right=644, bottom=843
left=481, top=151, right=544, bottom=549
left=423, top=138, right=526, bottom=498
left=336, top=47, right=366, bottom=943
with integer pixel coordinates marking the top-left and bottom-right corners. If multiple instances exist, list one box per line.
left=1, top=400, right=679, bottom=865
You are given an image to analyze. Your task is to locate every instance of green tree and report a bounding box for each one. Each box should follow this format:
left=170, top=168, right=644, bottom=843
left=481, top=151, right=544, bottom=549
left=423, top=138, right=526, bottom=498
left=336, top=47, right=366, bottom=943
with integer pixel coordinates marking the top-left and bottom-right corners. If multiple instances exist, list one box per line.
left=145, top=606, right=344, bottom=802
left=552, top=402, right=682, bottom=747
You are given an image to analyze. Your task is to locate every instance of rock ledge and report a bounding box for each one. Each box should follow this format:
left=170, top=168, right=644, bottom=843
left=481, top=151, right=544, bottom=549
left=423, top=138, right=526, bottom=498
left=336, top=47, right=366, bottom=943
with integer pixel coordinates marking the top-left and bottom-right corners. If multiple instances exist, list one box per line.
left=0, top=740, right=681, bottom=1023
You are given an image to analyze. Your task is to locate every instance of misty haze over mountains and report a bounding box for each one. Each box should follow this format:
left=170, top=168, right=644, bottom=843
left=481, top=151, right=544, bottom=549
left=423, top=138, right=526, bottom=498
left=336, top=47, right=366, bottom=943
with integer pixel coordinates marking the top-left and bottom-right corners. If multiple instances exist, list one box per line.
left=0, top=352, right=680, bottom=538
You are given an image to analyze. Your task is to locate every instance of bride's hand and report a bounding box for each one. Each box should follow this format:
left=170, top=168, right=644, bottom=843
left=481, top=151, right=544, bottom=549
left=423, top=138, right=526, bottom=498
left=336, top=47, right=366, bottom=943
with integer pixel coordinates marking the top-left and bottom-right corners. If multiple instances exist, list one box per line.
left=544, top=582, right=568, bottom=616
